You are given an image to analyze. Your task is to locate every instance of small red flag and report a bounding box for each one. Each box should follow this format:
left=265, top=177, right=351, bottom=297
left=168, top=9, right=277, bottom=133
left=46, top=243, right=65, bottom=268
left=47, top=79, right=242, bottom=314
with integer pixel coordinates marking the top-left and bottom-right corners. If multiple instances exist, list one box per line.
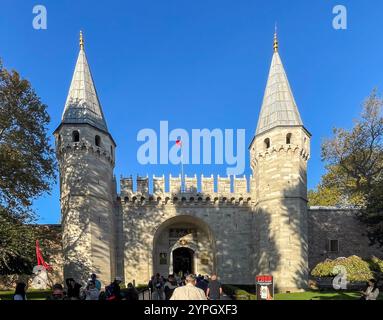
left=36, top=240, right=52, bottom=271
left=176, top=139, right=182, bottom=147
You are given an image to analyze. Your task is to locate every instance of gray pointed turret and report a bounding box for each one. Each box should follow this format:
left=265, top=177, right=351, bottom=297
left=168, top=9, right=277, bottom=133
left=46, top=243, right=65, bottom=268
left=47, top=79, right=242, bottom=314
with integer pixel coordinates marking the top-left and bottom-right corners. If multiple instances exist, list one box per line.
left=61, top=31, right=108, bottom=132
left=256, top=32, right=303, bottom=136
left=55, top=32, right=116, bottom=285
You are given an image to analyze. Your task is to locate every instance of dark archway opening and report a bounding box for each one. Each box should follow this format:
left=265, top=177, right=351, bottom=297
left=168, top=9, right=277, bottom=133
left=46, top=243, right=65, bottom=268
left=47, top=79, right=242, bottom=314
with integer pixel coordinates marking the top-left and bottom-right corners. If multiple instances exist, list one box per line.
left=172, top=247, right=194, bottom=275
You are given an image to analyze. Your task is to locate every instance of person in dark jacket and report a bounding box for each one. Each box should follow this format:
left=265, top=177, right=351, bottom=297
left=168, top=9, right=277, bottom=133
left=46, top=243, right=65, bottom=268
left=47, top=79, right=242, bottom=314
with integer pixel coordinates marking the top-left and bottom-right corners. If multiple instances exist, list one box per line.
left=206, top=274, right=222, bottom=300
left=106, top=277, right=122, bottom=300
left=14, top=282, right=27, bottom=300
left=196, top=275, right=209, bottom=293
left=66, top=278, right=82, bottom=300
left=125, top=283, right=139, bottom=300
left=164, top=275, right=178, bottom=300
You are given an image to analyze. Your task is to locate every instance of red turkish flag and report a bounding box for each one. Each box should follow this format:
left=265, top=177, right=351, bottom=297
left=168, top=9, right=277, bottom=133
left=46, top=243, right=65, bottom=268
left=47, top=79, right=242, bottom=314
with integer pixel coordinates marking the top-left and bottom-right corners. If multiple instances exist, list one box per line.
left=36, top=240, right=52, bottom=271
left=176, top=139, right=182, bottom=147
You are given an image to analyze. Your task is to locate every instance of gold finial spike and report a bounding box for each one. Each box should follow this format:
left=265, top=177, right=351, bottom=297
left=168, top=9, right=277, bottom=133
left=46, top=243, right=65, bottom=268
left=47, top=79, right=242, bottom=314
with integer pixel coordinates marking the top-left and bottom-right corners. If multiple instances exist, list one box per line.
left=79, top=30, right=84, bottom=50
left=273, top=23, right=278, bottom=52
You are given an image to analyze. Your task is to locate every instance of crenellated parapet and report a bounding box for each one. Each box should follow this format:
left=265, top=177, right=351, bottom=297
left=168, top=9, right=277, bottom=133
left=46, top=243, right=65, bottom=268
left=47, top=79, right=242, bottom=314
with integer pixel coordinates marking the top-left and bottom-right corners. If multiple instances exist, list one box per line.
left=119, top=174, right=255, bottom=205
left=56, top=140, right=115, bottom=165
left=254, top=144, right=309, bottom=162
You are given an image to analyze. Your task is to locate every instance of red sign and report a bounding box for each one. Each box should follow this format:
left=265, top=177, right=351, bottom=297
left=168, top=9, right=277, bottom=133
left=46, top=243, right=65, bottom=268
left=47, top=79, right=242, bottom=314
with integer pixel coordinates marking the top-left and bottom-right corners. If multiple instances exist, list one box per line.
left=256, top=275, right=273, bottom=283
left=256, top=275, right=274, bottom=300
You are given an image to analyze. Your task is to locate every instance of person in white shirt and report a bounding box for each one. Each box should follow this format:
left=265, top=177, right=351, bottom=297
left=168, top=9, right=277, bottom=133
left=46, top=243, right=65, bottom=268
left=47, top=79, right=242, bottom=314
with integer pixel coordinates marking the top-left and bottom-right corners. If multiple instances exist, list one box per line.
left=361, top=279, right=380, bottom=300
left=170, top=274, right=207, bottom=300
left=84, top=280, right=100, bottom=300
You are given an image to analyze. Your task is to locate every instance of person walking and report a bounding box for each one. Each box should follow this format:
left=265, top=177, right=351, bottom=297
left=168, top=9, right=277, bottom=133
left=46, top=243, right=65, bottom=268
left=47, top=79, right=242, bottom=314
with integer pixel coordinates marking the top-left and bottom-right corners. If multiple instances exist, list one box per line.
left=164, top=275, right=178, bottom=300
left=152, top=273, right=164, bottom=300
left=148, top=275, right=154, bottom=298
left=14, top=282, right=27, bottom=300
left=206, top=274, right=222, bottom=300
left=196, top=275, right=208, bottom=294
left=170, top=274, right=207, bottom=300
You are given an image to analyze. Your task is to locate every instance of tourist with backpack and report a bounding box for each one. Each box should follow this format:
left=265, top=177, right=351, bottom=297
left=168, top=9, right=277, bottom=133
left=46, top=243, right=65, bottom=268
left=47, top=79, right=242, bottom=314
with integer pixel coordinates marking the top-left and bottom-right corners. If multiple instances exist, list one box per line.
left=105, top=277, right=122, bottom=300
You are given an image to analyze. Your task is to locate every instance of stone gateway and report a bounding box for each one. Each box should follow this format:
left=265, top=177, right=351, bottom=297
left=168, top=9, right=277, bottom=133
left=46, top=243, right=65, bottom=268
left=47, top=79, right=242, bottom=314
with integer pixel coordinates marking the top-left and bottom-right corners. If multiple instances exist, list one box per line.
left=53, top=32, right=382, bottom=293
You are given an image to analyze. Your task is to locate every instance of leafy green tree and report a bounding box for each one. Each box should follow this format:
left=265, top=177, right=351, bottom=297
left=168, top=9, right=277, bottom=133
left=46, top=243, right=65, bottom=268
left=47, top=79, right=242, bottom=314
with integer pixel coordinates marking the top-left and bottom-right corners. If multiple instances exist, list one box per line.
left=0, top=60, right=56, bottom=273
left=308, top=181, right=342, bottom=207
left=315, top=90, right=383, bottom=246
left=308, top=164, right=364, bottom=207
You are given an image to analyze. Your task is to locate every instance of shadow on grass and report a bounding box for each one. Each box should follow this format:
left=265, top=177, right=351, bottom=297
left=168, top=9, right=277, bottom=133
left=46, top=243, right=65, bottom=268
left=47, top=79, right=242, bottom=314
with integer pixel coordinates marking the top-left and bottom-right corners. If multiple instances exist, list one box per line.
left=311, top=292, right=360, bottom=300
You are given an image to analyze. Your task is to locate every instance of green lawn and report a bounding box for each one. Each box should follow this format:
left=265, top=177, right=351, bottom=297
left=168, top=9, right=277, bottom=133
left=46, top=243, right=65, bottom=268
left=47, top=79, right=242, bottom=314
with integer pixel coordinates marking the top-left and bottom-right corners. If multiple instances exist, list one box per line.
left=236, top=291, right=383, bottom=300
left=0, top=289, right=51, bottom=300
left=223, top=284, right=383, bottom=300
left=275, top=291, right=367, bottom=300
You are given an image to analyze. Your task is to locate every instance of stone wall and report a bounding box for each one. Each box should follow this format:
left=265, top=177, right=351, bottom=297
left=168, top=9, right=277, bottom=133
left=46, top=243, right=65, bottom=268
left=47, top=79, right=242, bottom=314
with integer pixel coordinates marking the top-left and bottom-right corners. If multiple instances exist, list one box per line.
left=307, top=207, right=383, bottom=271
left=5, top=207, right=382, bottom=290
left=120, top=175, right=254, bottom=196
left=118, top=178, right=254, bottom=286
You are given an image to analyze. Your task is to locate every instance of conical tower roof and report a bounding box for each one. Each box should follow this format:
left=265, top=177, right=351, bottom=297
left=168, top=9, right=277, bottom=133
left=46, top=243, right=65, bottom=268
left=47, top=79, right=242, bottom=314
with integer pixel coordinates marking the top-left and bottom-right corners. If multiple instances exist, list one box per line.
left=256, top=32, right=303, bottom=136
left=61, top=31, right=108, bottom=132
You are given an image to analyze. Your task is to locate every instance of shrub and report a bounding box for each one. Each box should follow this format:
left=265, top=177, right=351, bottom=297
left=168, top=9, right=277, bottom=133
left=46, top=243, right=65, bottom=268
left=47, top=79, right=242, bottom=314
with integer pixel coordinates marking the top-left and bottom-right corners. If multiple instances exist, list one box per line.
left=311, top=256, right=373, bottom=282
left=369, top=256, right=383, bottom=273
left=222, top=284, right=256, bottom=300
left=136, top=284, right=149, bottom=291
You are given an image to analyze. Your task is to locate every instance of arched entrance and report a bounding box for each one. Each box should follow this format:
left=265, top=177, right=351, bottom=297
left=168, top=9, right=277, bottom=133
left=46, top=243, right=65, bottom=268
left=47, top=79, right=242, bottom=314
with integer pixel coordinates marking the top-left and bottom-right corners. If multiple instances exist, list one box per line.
left=152, top=215, right=216, bottom=277
left=172, top=247, right=194, bottom=275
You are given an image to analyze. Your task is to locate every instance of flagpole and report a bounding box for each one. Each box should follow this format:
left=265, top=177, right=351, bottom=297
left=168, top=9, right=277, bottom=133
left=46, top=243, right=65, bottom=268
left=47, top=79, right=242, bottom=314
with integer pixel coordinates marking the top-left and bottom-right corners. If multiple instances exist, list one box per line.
left=176, top=139, right=185, bottom=193
left=181, top=145, right=184, bottom=193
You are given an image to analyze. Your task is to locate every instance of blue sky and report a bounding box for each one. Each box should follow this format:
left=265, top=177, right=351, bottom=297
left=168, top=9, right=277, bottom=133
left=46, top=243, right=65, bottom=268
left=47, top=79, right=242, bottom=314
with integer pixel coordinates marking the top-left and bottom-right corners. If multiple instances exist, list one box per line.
left=1, top=0, right=383, bottom=224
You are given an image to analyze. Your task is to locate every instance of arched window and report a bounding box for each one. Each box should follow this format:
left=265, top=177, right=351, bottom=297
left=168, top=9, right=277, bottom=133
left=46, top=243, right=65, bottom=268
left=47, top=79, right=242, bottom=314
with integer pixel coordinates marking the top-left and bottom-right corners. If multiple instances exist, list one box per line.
left=72, top=130, right=80, bottom=142
left=95, top=135, right=101, bottom=147
left=286, top=133, right=292, bottom=144
left=264, top=138, right=270, bottom=149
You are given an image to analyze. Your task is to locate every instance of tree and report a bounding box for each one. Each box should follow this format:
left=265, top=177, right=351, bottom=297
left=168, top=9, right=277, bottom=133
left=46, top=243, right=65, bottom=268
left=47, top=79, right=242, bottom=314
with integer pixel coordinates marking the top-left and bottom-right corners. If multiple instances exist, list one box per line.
left=308, top=164, right=364, bottom=207
left=0, top=60, right=56, bottom=273
left=315, top=90, right=383, bottom=246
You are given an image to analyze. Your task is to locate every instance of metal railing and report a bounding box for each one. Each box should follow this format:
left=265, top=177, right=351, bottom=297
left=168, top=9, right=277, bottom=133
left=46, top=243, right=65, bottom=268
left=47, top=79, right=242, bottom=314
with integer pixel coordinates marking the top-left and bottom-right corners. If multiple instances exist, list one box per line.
left=138, top=288, right=151, bottom=300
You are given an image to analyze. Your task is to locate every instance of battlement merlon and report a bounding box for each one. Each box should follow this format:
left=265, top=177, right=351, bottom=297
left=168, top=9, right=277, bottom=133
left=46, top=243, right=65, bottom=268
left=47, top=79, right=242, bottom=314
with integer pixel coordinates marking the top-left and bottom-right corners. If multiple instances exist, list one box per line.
left=119, top=174, right=255, bottom=197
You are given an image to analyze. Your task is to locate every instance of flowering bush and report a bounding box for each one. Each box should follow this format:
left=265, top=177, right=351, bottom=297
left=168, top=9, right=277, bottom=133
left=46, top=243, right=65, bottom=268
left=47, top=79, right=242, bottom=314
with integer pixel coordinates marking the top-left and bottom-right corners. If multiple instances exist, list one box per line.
left=369, top=256, right=383, bottom=273
left=311, top=256, right=373, bottom=282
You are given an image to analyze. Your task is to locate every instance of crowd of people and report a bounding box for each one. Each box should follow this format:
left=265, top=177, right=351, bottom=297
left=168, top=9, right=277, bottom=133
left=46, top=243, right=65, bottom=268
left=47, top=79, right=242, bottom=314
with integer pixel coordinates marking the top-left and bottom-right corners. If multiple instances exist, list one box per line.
left=12, top=273, right=139, bottom=301
left=148, top=273, right=223, bottom=300
left=11, top=272, right=222, bottom=301
left=11, top=274, right=380, bottom=300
